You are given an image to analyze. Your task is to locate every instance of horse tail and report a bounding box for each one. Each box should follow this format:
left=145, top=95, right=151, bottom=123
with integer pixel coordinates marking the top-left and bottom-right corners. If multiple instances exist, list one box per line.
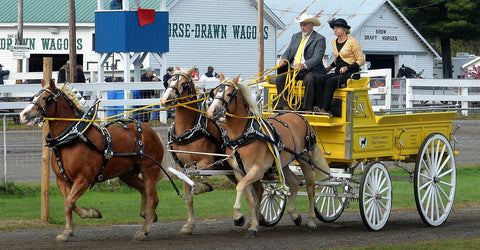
left=310, top=145, right=331, bottom=180
left=296, top=113, right=331, bottom=180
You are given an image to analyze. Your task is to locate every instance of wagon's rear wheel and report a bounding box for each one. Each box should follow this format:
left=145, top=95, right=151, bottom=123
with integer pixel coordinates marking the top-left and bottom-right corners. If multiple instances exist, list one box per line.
left=314, top=185, right=346, bottom=222
left=359, top=161, right=392, bottom=231
left=260, top=180, right=287, bottom=227
left=414, top=133, right=456, bottom=227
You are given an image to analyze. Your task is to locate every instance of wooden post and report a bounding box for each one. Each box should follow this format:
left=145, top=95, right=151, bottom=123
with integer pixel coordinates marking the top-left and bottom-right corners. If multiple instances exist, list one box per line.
left=68, top=0, right=77, bottom=83
left=16, top=0, right=23, bottom=84
left=257, top=0, right=264, bottom=88
left=41, top=57, right=52, bottom=222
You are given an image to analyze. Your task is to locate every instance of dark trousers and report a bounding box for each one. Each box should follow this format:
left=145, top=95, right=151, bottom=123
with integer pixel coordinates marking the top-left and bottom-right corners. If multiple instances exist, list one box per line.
left=275, top=70, right=318, bottom=110
left=317, top=72, right=353, bottom=111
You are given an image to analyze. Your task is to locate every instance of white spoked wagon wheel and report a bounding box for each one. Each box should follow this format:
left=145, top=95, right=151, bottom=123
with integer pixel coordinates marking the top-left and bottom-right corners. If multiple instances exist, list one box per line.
left=260, top=181, right=287, bottom=227
left=414, top=133, right=456, bottom=227
left=359, top=161, right=392, bottom=231
left=314, top=185, right=346, bottom=222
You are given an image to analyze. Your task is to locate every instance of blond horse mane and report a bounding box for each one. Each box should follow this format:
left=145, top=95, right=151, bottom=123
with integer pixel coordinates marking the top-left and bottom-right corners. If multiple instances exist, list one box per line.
left=237, top=81, right=260, bottom=116
left=59, top=84, right=87, bottom=111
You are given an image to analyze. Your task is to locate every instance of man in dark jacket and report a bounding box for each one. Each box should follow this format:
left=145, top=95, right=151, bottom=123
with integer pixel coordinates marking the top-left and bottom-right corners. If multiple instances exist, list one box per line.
left=275, top=13, right=326, bottom=111
left=0, top=64, right=10, bottom=85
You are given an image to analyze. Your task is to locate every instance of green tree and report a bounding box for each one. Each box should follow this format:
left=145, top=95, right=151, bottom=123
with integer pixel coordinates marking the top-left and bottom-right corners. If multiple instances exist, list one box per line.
left=392, top=0, right=480, bottom=78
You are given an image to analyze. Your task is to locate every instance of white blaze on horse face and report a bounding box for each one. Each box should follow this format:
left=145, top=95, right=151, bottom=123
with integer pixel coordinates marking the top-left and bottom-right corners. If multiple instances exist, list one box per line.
left=19, top=95, right=39, bottom=126
left=206, top=88, right=224, bottom=118
left=161, top=78, right=178, bottom=103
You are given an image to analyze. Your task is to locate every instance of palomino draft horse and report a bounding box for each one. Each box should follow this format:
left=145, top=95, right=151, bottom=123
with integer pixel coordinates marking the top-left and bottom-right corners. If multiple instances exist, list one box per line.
left=207, top=75, right=331, bottom=236
left=19, top=79, right=165, bottom=242
left=161, top=67, right=263, bottom=234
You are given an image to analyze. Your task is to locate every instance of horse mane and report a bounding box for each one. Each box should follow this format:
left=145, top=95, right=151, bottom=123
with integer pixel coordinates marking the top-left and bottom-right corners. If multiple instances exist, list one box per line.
left=237, top=81, right=260, bottom=116
left=59, top=84, right=87, bottom=111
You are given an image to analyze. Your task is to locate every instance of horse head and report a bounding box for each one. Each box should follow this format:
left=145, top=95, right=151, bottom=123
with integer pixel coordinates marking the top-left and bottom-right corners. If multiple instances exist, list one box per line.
left=397, top=64, right=422, bottom=78
left=19, top=79, right=84, bottom=126
left=19, top=79, right=61, bottom=126
left=206, top=74, right=242, bottom=121
left=161, top=66, right=196, bottom=104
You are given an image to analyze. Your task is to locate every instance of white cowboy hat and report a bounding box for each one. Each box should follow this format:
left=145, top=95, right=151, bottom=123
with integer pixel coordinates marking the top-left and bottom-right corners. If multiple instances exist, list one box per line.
left=294, top=13, right=321, bottom=26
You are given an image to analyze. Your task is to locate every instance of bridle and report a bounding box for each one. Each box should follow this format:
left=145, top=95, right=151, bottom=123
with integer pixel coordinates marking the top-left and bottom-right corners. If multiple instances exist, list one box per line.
left=209, top=82, right=238, bottom=111
left=166, top=72, right=195, bottom=102
left=30, top=88, right=62, bottom=118
left=30, top=87, right=83, bottom=120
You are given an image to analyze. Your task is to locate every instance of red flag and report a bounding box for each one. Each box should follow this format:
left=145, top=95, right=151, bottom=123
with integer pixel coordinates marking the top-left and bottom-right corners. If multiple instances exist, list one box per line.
left=137, top=8, right=155, bottom=27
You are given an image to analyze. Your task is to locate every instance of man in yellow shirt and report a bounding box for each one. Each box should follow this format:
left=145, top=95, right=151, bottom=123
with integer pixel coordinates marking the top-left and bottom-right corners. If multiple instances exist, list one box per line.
left=275, top=13, right=327, bottom=111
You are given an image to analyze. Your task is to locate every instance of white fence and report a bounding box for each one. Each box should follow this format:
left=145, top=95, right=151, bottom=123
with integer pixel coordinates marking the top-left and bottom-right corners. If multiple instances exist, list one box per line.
left=406, top=79, right=480, bottom=115
left=3, top=70, right=480, bottom=116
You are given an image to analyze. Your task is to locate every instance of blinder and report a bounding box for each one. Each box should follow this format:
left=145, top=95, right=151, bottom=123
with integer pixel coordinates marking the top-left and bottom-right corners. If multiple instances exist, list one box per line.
left=166, top=73, right=194, bottom=101
left=210, top=84, right=238, bottom=111
left=31, top=88, right=61, bottom=117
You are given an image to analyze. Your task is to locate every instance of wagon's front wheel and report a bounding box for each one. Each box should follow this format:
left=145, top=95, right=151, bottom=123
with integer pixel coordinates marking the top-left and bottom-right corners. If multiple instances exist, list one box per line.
left=359, top=161, right=392, bottom=231
left=414, top=133, right=456, bottom=227
left=260, top=180, right=287, bottom=227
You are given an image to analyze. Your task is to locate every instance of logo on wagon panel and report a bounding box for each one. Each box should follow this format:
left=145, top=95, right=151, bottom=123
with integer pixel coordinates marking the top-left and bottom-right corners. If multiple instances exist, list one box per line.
left=359, top=137, right=368, bottom=148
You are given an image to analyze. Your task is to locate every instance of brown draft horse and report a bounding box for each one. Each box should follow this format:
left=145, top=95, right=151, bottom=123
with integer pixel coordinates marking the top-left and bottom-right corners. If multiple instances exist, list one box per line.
left=161, top=67, right=263, bottom=234
left=207, top=74, right=331, bottom=236
left=19, top=79, right=165, bottom=242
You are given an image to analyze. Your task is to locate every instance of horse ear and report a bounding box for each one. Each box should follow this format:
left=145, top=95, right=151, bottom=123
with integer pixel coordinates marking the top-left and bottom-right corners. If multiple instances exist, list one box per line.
left=187, top=66, right=195, bottom=76
left=220, top=73, right=225, bottom=82
left=233, top=74, right=241, bottom=83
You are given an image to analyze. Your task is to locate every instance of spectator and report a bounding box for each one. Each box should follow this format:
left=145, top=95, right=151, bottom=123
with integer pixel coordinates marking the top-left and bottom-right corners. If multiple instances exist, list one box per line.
left=76, top=65, right=86, bottom=83
left=192, top=67, right=200, bottom=81
left=110, top=0, right=122, bottom=10
left=140, top=67, right=160, bottom=122
left=199, top=66, right=219, bottom=81
left=0, top=64, right=10, bottom=85
left=162, top=66, right=174, bottom=88
left=57, top=61, right=69, bottom=83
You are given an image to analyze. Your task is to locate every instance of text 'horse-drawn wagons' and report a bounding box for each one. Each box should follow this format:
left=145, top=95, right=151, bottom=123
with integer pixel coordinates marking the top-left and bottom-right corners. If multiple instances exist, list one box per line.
left=18, top=79, right=175, bottom=242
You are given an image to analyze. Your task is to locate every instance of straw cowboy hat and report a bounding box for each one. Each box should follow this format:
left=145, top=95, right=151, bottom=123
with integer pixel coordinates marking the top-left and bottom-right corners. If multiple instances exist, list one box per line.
left=294, top=13, right=321, bottom=26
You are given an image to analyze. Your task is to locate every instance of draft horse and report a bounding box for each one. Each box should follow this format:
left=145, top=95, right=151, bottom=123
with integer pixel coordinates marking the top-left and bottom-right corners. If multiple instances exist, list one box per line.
left=161, top=67, right=263, bottom=234
left=207, top=75, right=331, bottom=236
left=19, top=79, right=165, bottom=242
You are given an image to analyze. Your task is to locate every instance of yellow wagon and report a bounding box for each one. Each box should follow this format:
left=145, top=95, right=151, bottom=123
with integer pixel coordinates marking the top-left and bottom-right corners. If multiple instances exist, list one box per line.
left=259, top=76, right=458, bottom=231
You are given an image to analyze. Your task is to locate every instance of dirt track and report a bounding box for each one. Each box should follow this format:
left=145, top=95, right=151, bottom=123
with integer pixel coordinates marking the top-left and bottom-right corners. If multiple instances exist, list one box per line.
left=1, top=205, right=479, bottom=249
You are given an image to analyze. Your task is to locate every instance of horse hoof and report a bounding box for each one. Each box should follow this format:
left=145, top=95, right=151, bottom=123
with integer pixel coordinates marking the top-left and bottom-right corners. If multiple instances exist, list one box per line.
left=247, top=230, right=258, bottom=237
left=234, top=216, right=245, bottom=227
left=179, top=224, right=194, bottom=235
left=293, top=216, right=302, bottom=226
left=132, top=231, right=146, bottom=241
left=194, top=182, right=214, bottom=195
left=55, top=234, right=69, bottom=242
left=307, top=225, right=317, bottom=233
left=153, top=213, right=158, bottom=223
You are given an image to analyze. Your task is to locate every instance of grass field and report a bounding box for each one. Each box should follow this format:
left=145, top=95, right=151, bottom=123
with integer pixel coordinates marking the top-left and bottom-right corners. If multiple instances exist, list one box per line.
left=0, top=166, right=479, bottom=249
left=1, top=165, right=479, bottom=229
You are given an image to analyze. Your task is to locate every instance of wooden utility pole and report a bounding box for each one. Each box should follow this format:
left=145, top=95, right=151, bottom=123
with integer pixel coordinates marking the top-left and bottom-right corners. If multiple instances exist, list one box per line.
left=16, top=0, right=23, bottom=84
left=41, top=57, right=53, bottom=221
left=257, top=0, right=264, bottom=86
left=68, top=0, right=77, bottom=83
